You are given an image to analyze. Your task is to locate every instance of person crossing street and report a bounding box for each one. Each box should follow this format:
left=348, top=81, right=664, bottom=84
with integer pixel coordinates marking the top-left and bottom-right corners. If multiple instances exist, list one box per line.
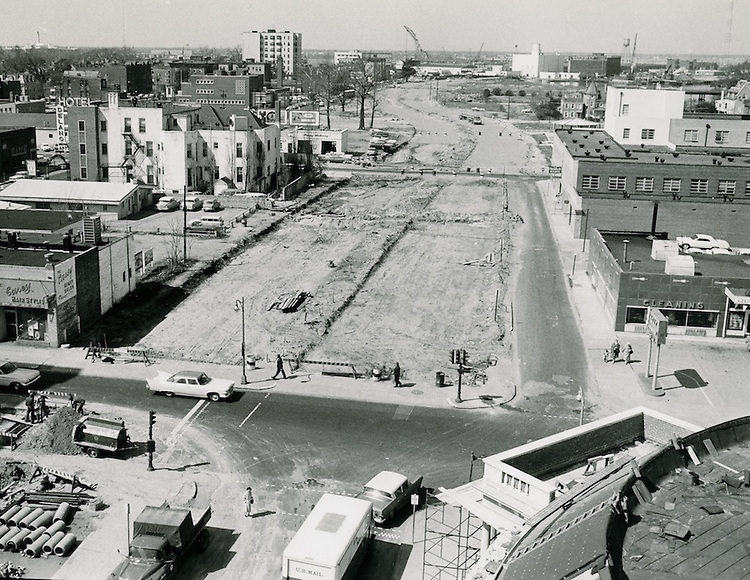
left=272, top=354, right=287, bottom=380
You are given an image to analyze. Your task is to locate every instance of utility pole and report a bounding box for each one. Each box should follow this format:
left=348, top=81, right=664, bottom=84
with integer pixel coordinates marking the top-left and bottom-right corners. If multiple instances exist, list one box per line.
left=182, top=185, right=187, bottom=262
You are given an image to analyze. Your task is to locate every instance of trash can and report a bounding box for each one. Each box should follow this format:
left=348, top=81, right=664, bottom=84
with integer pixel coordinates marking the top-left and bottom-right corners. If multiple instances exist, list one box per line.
left=435, top=372, right=445, bottom=388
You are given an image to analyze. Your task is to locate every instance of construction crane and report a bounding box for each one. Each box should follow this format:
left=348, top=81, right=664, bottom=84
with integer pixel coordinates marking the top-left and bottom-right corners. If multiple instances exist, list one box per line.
left=630, top=33, right=638, bottom=76
left=404, top=26, right=428, bottom=62
left=474, top=42, right=485, bottom=64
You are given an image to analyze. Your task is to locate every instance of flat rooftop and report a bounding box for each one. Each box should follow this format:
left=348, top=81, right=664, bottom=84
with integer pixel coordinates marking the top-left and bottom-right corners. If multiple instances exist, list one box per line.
left=600, top=232, right=750, bottom=278
left=0, top=180, right=137, bottom=204
left=555, top=129, right=750, bottom=167
left=0, top=210, right=85, bottom=233
left=0, top=247, right=77, bottom=268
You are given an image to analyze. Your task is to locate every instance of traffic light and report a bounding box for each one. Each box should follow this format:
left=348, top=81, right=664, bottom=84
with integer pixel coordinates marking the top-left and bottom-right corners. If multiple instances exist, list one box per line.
left=149, top=410, right=156, bottom=427
left=461, top=349, right=468, bottom=365
left=450, top=349, right=457, bottom=364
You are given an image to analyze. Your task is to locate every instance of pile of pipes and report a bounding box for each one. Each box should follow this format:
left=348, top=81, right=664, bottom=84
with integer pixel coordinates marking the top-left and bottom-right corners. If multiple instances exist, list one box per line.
left=0, top=501, right=77, bottom=558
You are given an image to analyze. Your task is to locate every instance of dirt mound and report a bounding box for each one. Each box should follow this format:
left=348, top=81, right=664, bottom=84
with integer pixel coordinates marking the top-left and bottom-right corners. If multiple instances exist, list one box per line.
left=18, top=407, right=83, bottom=455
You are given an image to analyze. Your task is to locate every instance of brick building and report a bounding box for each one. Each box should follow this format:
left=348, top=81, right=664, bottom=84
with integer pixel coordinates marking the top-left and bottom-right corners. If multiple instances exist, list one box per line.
left=552, top=128, right=750, bottom=244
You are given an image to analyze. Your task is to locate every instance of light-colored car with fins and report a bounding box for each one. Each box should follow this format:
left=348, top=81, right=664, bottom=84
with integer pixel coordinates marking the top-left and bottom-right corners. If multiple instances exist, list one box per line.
left=146, top=370, right=234, bottom=402
left=0, top=361, right=41, bottom=391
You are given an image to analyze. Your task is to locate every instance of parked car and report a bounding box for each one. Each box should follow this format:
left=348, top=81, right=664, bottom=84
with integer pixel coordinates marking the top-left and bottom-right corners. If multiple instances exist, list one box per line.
left=356, top=470, right=423, bottom=525
left=676, top=234, right=730, bottom=252
left=181, top=194, right=203, bottom=211
left=187, top=216, right=224, bottom=233
left=202, top=198, right=222, bottom=212
left=146, top=370, right=234, bottom=402
left=0, top=361, right=41, bottom=391
left=156, top=196, right=180, bottom=211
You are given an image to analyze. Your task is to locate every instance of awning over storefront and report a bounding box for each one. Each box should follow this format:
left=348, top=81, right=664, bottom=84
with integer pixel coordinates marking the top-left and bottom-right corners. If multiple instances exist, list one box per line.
left=725, top=287, right=750, bottom=306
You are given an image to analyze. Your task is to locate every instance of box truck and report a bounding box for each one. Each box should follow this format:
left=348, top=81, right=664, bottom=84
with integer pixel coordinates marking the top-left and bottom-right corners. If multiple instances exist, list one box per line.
left=282, top=493, right=372, bottom=580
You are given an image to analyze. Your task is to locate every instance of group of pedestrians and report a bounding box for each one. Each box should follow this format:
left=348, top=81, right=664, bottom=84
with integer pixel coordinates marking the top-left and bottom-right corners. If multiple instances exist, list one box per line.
left=603, top=339, right=633, bottom=364
left=23, top=392, right=49, bottom=424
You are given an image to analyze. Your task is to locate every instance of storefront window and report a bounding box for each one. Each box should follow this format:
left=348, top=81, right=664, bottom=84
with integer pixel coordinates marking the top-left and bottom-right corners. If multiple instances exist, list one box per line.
left=661, top=309, right=687, bottom=326
left=626, top=307, right=647, bottom=324
left=687, top=310, right=718, bottom=328
left=16, top=310, right=47, bottom=341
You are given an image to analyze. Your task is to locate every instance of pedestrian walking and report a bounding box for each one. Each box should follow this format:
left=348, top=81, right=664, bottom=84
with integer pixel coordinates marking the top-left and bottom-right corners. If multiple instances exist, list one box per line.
left=603, top=349, right=611, bottom=363
left=611, top=339, right=621, bottom=362
left=244, top=486, right=254, bottom=517
left=625, top=343, right=634, bottom=365
left=393, top=362, right=402, bottom=388
left=24, top=393, right=35, bottom=423
left=272, top=354, right=287, bottom=380
left=609, top=491, right=622, bottom=516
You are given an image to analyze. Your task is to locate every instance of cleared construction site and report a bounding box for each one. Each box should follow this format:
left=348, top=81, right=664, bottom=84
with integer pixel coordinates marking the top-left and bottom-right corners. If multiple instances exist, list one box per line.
left=138, top=174, right=514, bottom=384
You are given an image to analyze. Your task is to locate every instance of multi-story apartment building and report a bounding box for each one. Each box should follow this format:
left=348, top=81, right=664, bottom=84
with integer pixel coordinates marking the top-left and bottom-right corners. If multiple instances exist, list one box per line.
left=241, top=29, right=302, bottom=79
left=177, top=74, right=264, bottom=107
left=67, top=93, right=280, bottom=193
left=559, top=93, right=585, bottom=119
left=60, top=70, right=108, bottom=103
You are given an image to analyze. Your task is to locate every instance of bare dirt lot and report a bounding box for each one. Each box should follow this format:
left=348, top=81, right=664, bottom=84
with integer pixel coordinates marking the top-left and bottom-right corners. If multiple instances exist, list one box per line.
left=137, top=174, right=513, bottom=383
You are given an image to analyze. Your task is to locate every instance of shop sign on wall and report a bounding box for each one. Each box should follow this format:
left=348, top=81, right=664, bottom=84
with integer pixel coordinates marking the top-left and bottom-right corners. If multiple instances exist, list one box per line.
left=0, top=280, right=53, bottom=308
left=55, top=261, right=77, bottom=305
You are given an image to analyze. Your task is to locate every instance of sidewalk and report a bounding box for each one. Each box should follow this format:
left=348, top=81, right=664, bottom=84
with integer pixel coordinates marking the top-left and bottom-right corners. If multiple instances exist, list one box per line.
left=538, top=181, right=750, bottom=428
left=0, top=343, right=514, bottom=412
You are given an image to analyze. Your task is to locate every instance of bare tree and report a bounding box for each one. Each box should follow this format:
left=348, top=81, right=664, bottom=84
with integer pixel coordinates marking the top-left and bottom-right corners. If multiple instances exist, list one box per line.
left=350, top=60, right=375, bottom=130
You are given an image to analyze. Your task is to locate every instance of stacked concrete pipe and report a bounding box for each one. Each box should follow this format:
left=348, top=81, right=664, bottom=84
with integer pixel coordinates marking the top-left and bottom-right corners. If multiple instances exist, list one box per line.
left=7, top=506, right=32, bottom=527
left=0, top=505, right=21, bottom=525
left=18, top=508, right=44, bottom=528
left=6, top=528, right=30, bottom=551
left=28, top=511, right=54, bottom=531
left=53, top=502, right=72, bottom=523
left=24, top=526, right=49, bottom=558
left=42, top=530, right=66, bottom=555
left=0, top=527, right=18, bottom=550
left=53, top=533, right=76, bottom=556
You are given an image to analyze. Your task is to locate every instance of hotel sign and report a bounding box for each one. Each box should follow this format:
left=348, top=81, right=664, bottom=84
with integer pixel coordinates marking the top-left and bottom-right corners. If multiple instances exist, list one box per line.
left=0, top=280, right=53, bottom=308
left=55, top=96, right=93, bottom=144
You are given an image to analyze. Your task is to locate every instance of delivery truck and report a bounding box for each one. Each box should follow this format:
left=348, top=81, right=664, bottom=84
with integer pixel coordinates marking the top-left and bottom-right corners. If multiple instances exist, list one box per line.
left=282, top=493, right=372, bottom=580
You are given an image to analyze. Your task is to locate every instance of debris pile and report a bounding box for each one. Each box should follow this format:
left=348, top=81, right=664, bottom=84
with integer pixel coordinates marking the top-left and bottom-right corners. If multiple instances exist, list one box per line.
left=17, top=408, right=84, bottom=455
left=269, top=291, right=309, bottom=313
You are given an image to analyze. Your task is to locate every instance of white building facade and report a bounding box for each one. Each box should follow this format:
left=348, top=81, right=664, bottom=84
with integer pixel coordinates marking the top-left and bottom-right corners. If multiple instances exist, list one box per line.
left=241, top=29, right=302, bottom=79
left=603, top=86, right=685, bottom=147
left=511, top=43, right=541, bottom=78
left=334, top=51, right=362, bottom=65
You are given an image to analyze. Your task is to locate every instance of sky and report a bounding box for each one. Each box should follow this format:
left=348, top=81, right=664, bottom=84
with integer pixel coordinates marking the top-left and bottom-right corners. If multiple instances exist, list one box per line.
left=0, top=0, right=748, bottom=56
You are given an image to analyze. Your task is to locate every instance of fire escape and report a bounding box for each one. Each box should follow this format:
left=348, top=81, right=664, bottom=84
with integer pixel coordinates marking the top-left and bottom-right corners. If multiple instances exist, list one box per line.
left=114, top=130, right=148, bottom=184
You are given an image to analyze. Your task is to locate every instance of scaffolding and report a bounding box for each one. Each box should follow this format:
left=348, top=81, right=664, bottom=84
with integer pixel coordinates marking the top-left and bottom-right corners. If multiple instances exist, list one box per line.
left=422, top=496, right=483, bottom=580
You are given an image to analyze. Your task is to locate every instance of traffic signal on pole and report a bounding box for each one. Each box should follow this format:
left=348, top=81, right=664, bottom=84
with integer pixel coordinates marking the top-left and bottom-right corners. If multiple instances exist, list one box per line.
left=450, top=349, right=456, bottom=364
left=461, top=349, right=468, bottom=365
left=149, top=410, right=156, bottom=427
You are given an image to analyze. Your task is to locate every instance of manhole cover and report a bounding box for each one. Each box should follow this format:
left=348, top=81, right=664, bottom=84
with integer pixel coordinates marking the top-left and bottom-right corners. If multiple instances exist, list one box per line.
left=411, top=389, right=423, bottom=396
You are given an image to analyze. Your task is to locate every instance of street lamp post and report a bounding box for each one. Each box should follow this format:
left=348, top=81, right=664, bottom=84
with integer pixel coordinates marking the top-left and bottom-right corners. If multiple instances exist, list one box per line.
left=234, top=297, right=247, bottom=384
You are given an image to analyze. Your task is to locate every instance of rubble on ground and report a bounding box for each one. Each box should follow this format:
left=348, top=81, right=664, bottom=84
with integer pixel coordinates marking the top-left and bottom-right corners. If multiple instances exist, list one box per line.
left=17, top=408, right=83, bottom=455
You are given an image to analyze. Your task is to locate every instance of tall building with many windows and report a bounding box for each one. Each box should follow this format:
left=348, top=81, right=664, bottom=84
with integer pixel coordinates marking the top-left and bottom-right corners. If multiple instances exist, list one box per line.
left=241, top=29, right=302, bottom=79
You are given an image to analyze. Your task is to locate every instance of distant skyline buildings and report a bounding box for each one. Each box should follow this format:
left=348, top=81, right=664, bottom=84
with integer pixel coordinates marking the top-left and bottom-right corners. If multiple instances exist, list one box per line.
left=1, top=0, right=749, bottom=57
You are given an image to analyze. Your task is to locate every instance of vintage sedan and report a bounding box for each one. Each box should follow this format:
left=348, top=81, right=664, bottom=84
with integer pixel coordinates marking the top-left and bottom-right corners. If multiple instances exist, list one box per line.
left=356, top=470, right=423, bottom=525
left=146, top=370, right=234, bottom=402
left=0, top=361, right=41, bottom=391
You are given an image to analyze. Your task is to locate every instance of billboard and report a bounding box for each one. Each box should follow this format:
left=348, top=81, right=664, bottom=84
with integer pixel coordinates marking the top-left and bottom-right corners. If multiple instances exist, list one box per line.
left=289, top=110, right=320, bottom=127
